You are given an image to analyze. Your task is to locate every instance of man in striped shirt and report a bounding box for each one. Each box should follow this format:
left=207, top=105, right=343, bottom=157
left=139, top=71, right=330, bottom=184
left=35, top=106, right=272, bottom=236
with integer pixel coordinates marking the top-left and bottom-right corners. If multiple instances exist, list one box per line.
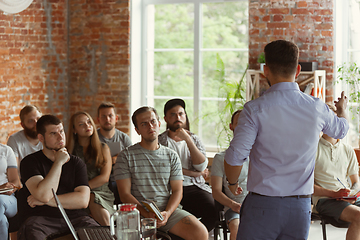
left=114, top=106, right=208, bottom=240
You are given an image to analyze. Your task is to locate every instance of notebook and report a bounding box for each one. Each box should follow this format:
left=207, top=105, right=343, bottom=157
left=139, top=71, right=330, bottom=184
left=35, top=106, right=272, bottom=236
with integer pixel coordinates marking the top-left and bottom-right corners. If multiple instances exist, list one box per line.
left=52, top=189, right=113, bottom=240
left=106, top=142, right=122, bottom=157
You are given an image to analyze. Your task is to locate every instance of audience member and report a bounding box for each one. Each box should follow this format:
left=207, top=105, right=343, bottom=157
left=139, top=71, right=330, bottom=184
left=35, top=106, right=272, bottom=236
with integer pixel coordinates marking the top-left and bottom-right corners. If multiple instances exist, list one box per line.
left=0, top=143, right=21, bottom=239
left=115, top=106, right=208, bottom=240
left=67, top=111, right=115, bottom=226
left=313, top=104, right=360, bottom=240
left=17, top=115, right=98, bottom=240
left=224, top=39, right=349, bottom=240
left=158, top=98, right=216, bottom=232
left=7, top=105, right=42, bottom=167
left=97, top=102, right=132, bottom=204
left=211, top=110, right=248, bottom=240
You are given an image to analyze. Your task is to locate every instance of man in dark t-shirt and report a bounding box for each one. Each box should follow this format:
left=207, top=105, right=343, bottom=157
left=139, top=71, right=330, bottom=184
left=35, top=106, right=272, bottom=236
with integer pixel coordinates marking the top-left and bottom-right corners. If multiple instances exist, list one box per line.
left=17, top=115, right=98, bottom=240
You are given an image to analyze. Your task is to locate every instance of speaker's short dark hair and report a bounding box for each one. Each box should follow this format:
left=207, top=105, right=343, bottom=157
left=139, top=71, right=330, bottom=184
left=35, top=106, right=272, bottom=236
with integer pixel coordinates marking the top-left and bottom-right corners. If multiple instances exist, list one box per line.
left=264, top=40, right=299, bottom=77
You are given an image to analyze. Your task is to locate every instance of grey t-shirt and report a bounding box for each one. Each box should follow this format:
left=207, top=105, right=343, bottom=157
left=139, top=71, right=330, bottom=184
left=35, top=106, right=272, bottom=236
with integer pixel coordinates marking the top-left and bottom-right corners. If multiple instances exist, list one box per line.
left=97, top=128, right=132, bottom=153
left=7, top=130, right=43, bottom=163
left=97, top=128, right=132, bottom=181
left=211, top=151, right=249, bottom=212
left=114, top=143, right=183, bottom=210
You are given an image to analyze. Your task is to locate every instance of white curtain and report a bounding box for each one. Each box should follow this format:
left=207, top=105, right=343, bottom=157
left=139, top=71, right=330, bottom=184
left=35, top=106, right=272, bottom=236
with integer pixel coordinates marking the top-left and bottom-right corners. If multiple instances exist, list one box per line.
left=350, top=0, right=360, bottom=62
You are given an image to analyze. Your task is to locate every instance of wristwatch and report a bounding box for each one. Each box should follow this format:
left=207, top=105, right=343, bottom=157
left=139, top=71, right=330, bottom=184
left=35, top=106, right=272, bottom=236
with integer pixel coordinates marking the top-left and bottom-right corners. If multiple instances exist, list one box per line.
left=226, top=178, right=238, bottom=186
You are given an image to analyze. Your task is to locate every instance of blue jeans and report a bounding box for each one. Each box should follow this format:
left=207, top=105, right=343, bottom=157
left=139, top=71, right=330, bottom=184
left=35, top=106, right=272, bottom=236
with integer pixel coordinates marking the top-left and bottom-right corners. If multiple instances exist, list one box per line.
left=237, top=193, right=311, bottom=240
left=0, top=193, right=17, bottom=239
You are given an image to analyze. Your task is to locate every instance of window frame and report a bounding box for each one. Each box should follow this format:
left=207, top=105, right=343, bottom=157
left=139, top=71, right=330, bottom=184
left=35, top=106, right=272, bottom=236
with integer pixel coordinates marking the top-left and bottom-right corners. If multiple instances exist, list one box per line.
left=334, top=0, right=360, bottom=147
left=130, top=0, right=248, bottom=148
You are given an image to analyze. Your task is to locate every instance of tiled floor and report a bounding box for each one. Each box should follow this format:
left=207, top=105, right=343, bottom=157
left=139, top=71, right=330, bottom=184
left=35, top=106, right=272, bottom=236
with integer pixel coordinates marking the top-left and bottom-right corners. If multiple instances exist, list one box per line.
left=308, top=221, right=347, bottom=240
left=209, top=221, right=348, bottom=240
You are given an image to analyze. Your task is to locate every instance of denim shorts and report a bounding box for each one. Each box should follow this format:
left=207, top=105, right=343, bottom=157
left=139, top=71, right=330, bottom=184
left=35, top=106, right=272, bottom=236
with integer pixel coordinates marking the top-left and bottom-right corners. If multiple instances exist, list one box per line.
left=224, top=208, right=240, bottom=225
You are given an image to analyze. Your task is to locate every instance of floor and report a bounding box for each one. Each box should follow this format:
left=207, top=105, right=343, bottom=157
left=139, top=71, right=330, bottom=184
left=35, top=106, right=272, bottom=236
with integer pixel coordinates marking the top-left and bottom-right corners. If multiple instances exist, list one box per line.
left=308, top=221, right=347, bottom=240
left=209, top=221, right=348, bottom=240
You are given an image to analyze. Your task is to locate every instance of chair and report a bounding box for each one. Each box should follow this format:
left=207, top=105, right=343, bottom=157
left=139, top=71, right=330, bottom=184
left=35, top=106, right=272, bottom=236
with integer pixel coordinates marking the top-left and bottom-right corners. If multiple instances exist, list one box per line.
left=311, top=212, right=349, bottom=240
left=213, top=200, right=229, bottom=240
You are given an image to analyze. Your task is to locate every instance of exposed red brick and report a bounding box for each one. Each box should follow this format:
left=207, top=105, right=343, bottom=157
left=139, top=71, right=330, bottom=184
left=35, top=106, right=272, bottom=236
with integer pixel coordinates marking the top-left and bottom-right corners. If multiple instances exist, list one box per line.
left=273, top=15, right=284, bottom=22
left=292, top=8, right=314, bottom=15
left=269, top=8, right=290, bottom=14
left=315, top=9, right=333, bottom=15
left=297, top=1, right=308, bottom=8
left=249, top=0, right=334, bottom=102
left=321, top=30, right=333, bottom=37
left=267, top=22, right=290, bottom=29
left=262, top=15, right=271, bottom=21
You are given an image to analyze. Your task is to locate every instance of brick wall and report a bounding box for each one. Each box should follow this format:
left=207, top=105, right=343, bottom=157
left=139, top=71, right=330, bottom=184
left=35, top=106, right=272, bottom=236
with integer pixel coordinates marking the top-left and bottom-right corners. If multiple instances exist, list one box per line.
left=0, top=0, right=68, bottom=144
left=249, top=0, right=334, bottom=102
left=0, top=0, right=131, bottom=144
left=0, top=0, right=335, bottom=144
left=68, top=0, right=130, bottom=134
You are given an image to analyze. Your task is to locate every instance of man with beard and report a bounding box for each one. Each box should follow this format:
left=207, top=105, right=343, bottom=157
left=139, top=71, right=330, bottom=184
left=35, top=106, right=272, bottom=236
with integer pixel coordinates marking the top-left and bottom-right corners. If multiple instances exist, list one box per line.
left=158, top=99, right=216, bottom=232
left=115, top=106, right=208, bottom=240
left=97, top=102, right=132, bottom=204
left=7, top=105, right=43, bottom=169
left=17, top=115, right=99, bottom=240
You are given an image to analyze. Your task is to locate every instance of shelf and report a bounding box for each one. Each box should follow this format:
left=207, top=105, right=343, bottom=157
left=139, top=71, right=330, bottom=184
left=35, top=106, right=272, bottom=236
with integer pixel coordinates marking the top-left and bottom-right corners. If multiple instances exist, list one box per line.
left=245, top=70, right=326, bottom=102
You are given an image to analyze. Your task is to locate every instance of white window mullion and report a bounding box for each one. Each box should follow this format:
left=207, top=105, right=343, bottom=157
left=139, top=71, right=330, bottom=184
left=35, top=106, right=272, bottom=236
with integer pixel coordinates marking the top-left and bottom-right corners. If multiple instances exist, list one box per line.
left=146, top=4, right=155, bottom=107
left=193, top=2, right=202, bottom=134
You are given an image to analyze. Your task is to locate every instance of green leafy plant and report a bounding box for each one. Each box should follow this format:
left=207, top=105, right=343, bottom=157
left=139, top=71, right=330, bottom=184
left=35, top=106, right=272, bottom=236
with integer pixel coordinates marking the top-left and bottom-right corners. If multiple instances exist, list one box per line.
left=257, top=52, right=265, bottom=63
left=337, top=62, right=360, bottom=115
left=336, top=62, right=360, bottom=148
left=215, top=53, right=247, bottom=148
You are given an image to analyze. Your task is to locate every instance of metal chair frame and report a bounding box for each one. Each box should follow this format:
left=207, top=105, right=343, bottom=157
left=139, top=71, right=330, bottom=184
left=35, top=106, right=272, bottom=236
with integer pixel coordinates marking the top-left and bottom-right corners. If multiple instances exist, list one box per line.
left=213, top=200, right=229, bottom=240
left=311, top=212, right=349, bottom=240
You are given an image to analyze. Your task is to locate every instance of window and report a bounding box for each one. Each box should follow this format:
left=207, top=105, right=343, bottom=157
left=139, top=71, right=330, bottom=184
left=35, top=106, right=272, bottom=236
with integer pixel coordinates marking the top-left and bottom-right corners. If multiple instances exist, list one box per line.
left=131, top=0, right=249, bottom=149
left=335, top=0, right=360, bottom=147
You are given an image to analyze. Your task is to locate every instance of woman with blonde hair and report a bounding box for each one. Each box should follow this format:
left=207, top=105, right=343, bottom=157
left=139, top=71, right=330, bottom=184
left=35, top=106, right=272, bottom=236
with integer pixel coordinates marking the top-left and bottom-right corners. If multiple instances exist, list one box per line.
left=67, top=111, right=115, bottom=226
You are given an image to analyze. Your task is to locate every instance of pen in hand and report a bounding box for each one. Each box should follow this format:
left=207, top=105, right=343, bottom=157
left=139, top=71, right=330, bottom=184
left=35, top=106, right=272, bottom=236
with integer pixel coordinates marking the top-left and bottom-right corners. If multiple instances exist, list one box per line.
left=337, top=178, right=347, bottom=189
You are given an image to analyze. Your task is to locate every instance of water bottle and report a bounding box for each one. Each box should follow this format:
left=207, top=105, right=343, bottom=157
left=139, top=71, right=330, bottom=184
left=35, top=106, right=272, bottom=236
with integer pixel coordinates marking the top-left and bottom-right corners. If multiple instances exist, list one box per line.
left=110, top=203, right=141, bottom=240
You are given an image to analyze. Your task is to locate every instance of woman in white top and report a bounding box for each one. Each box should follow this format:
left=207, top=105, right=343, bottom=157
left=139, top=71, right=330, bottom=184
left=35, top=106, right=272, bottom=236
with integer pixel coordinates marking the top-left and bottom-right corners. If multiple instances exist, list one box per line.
left=0, top=143, right=21, bottom=239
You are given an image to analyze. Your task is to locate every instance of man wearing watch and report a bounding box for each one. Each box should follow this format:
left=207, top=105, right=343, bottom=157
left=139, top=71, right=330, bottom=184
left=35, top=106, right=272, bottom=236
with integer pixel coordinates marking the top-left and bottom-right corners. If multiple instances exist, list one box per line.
left=211, top=110, right=248, bottom=240
left=224, top=40, right=349, bottom=240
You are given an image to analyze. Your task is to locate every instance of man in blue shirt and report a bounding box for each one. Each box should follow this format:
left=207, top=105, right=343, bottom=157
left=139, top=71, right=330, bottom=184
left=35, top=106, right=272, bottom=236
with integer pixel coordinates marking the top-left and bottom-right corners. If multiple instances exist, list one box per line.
left=224, top=39, right=349, bottom=240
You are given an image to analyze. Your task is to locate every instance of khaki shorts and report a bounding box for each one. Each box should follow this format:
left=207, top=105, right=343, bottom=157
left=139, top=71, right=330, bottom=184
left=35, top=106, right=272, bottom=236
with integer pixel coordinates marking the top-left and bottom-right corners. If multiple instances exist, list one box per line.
left=159, top=207, right=192, bottom=232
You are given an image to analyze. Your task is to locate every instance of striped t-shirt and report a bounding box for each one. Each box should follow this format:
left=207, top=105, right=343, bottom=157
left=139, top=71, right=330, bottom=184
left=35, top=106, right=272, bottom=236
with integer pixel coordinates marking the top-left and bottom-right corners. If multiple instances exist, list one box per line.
left=114, top=143, right=183, bottom=210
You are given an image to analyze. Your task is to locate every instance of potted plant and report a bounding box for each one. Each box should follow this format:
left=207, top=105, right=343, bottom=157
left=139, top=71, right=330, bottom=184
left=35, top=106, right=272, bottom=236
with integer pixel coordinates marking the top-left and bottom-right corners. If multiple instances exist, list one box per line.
left=257, top=52, right=265, bottom=71
left=336, top=62, right=360, bottom=163
left=215, top=53, right=247, bottom=148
